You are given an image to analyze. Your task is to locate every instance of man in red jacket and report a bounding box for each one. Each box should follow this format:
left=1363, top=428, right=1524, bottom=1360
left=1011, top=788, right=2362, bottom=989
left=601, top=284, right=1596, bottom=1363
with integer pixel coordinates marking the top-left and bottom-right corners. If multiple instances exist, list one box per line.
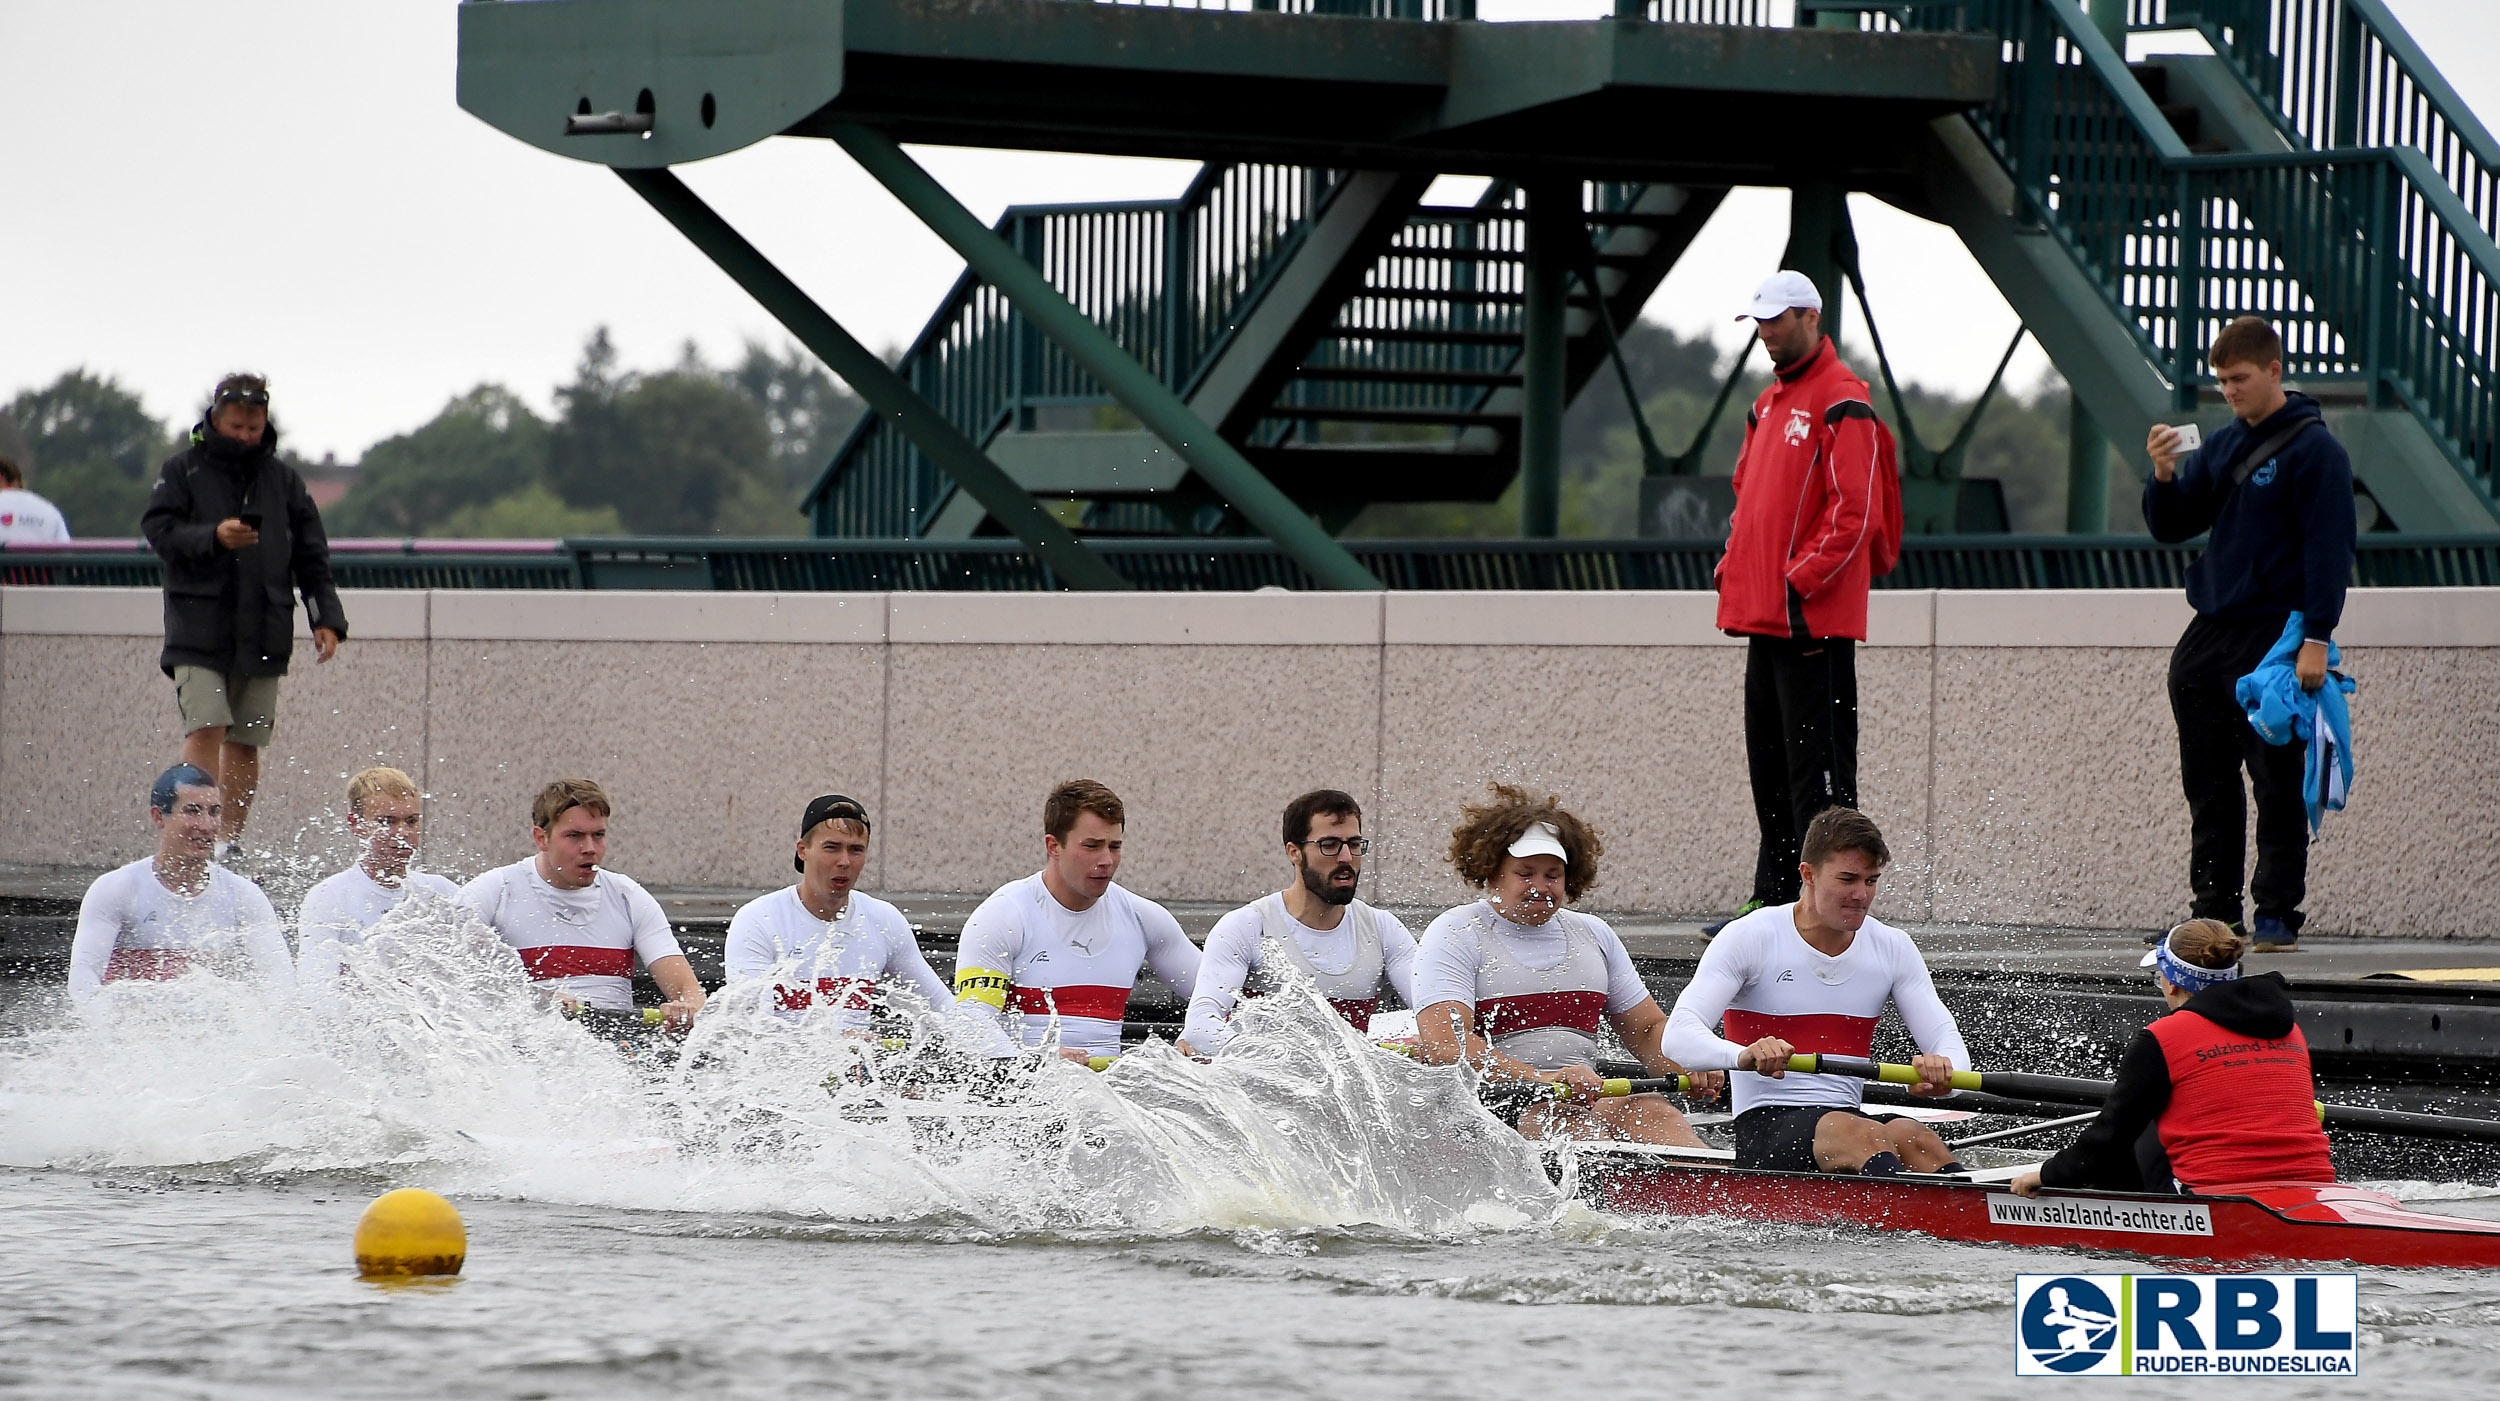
left=1704, top=271, right=1886, bottom=937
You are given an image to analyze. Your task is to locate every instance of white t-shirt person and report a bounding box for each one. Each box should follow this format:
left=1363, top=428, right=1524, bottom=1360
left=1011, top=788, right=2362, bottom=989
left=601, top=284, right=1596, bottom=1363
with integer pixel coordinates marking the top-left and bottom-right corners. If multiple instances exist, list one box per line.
left=295, top=864, right=462, bottom=997
left=1408, top=901, right=1653, bottom=1072
left=1181, top=894, right=1418, bottom=1054
left=953, top=873, right=1200, bottom=1059
left=722, top=886, right=952, bottom=1032
left=68, top=858, right=293, bottom=1008
left=456, top=859, right=684, bottom=1012
left=0, top=486, right=70, bottom=542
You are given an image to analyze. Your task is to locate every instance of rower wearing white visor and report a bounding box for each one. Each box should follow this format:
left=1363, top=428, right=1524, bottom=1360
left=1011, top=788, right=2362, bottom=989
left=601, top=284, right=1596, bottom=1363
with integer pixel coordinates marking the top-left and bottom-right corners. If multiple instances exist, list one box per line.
left=953, top=779, right=1201, bottom=1063
left=1178, top=788, right=1417, bottom=1057
left=1410, top=784, right=1719, bottom=1145
left=1663, top=806, right=1972, bottom=1177
left=296, top=767, right=459, bottom=999
left=722, top=794, right=952, bottom=1032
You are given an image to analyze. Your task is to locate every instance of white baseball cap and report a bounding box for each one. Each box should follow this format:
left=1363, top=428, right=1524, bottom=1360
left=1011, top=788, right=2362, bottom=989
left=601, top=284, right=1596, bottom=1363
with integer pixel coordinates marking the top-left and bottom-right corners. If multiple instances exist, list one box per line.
left=1737, top=269, right=1824, bottom=322
left=1507, top=821, right=1568, bottom=864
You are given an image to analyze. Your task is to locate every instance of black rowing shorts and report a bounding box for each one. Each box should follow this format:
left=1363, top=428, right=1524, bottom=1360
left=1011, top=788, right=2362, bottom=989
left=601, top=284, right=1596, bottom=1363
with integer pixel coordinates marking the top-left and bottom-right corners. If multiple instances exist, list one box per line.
left=1733, top=1104, right=1904, bottom=1172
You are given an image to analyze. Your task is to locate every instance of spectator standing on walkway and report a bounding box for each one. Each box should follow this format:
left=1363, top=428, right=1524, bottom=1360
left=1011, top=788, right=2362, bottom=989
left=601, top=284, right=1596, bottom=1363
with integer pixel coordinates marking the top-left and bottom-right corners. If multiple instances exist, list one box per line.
left=140, top=374, right=349, bottom=859
left=1703, top=271, right=1887, bottom=938
left=2144, top=316, right=2356, bottom=954
left=0, top=451, right=72, bottom=542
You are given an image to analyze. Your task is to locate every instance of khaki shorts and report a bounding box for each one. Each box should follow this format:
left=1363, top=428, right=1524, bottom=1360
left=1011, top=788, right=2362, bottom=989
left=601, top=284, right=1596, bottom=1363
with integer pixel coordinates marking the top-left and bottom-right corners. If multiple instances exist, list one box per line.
left=173, top=667, right=280, bottom=747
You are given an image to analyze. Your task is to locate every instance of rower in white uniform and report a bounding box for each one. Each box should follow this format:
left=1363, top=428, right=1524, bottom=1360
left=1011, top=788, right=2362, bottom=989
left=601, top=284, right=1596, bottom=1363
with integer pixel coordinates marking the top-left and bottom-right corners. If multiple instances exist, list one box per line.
left=1662, top=807, right=1971, bottom=1177
left=1410, top=784, right=1718, bottom=1145
left=1178, top=788, right=1416, bottom=1056
left=296, top=766, right=460, bottom=998
left=456, top=777, right=705, bottom=1029
left=952, top=779, right=1200, bottom=1063
left=67, top=763, right=293, bottom=1010
left=722, top=793, right=953, bottom=1033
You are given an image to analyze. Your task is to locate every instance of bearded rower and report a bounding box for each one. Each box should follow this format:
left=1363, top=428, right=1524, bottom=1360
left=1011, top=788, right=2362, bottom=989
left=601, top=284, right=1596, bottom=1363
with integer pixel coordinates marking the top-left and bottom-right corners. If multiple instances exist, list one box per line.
left=2011, top=918, right=2332, bottom=1197
left=68, top=763, right=293, bottom=1009
left=952, top=780, right=1200, bottom=1063
left=723, top=793, right=953, bottom=1032
left=1411, top=784, right=1717, bottom=1146
left=1664, top=807, right=1971, bottom=1177
left=1178, top=788, right=1416, bottom=1056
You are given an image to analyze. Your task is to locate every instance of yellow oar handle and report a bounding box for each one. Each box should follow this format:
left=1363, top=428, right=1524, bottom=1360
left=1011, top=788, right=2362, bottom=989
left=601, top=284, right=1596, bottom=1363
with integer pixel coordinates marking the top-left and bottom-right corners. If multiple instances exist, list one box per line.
left=1786, top=1053, right=1982, bottom=1092
left=1549, top=1075, right=1691, bottom=1099
left=1089, top=1056, right=1115, bottom=1072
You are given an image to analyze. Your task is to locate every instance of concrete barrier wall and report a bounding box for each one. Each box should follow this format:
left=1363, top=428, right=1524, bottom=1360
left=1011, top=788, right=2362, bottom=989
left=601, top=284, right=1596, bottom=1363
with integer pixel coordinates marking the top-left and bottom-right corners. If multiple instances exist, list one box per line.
left=5, top=586, right=2494, bottom=937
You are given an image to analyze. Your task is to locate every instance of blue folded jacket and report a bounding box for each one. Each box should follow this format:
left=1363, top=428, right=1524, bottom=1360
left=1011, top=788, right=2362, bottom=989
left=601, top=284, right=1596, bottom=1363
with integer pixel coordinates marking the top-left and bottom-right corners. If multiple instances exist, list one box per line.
left=2235, top=611, right=2356, bottom=832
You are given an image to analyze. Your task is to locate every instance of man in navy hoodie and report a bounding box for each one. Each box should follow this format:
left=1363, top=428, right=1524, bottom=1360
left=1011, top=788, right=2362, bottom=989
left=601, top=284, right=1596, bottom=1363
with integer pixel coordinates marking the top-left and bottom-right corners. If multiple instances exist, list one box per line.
left=2143, top=316, right=2356, bottom=953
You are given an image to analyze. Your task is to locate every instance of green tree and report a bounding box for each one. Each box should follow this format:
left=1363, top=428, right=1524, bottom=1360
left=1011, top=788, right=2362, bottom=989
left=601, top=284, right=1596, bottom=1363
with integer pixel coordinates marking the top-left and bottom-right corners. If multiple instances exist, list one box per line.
left=329, top=385, right=550, bottom=536
left=4, top=370, right=173, bottom=537
left=547, top=330, right=795, bottom=535
left=725, top=341, right=865, bottom=494
left=429, top=484, right=624, bottom=539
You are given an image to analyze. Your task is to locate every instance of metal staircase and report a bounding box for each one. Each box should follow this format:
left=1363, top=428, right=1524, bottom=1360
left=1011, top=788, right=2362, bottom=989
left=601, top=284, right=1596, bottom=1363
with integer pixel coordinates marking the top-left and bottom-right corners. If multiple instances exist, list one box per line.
left=808, top=169, right=1719, bottom=538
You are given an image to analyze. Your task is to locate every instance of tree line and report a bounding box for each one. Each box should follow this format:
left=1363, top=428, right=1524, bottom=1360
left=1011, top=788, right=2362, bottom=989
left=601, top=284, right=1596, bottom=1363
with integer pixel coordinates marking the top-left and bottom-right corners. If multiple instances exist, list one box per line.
left=2, top=331, right=866, bottom=540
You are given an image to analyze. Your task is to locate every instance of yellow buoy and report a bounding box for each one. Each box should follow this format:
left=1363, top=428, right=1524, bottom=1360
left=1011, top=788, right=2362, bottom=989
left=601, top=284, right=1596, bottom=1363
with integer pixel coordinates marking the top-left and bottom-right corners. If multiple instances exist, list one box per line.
left=354, top=1189, right=466, bottom=1278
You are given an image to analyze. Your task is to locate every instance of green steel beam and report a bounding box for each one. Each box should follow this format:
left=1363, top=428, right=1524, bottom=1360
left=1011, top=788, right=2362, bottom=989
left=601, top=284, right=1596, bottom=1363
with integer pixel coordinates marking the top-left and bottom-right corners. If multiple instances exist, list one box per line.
left=1519, top=180, right=1571, bottom=539
left=611, top=167, right=1130, bottom=592
left=832, top=124, right=1385, bottom=591
left=2065, top=398, right=2110, bottom=533
left=1784, top=181, right=1849, bottom=348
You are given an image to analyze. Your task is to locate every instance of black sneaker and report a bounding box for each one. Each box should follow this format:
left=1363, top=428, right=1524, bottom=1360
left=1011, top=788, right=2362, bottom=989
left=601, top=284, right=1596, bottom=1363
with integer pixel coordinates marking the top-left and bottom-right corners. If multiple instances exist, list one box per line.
left=1702, top=899, right=1767, bottom=940
left=2251, top=915, right=2300, bottom=953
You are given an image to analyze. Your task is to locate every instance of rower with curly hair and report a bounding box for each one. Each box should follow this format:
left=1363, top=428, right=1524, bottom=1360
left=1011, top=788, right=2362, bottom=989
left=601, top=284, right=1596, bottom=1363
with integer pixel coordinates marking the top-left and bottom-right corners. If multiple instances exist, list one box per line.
left=1408, top=783, right=1721, bottom=1144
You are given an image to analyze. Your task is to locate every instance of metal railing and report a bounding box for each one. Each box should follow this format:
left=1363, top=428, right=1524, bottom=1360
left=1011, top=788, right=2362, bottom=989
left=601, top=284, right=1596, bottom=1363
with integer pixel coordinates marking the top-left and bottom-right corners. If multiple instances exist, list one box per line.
left=810, top=164, right=1340, bottom=535
left=1853, top=0, right=2498, bottom=508
left=2127, top=2, right=2500, bottom=256
left=12, top=536, right=2494, bottom=592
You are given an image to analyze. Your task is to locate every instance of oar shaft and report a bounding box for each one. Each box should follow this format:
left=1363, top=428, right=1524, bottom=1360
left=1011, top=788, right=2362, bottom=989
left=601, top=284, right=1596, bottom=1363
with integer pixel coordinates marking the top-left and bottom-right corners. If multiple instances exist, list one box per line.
left=2323, top=1101, right=2500, bottom=1145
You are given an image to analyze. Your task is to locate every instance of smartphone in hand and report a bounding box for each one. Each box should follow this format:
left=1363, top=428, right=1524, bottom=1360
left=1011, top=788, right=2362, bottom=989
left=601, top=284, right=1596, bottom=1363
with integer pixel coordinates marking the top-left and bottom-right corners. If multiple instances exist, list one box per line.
left=239, top=512, right=264, bottom=531
left=2170, top=422, right=2202, bottom=453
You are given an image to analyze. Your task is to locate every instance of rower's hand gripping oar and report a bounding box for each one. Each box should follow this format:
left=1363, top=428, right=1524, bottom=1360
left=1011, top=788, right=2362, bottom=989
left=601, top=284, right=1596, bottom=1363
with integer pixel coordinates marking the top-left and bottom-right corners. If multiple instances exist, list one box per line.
left=1792, top=1053, right=2500, bottom=1146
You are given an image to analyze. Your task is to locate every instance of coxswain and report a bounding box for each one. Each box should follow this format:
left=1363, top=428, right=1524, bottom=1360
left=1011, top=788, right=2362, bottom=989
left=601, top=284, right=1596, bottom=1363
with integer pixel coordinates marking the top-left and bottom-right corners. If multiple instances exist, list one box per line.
left=1178, top=788, right=1417, bottom=1056
left=2009, top=918, right=2332, bottom=1197
left=722, top=794, right=953, bottom=1033
left=296, top=766, right=460, bottom=998
left=1664, top=806, right=1971, bottom=1176
left=455, top=778, right=704, bottom=1029
left=67, top=763, right=293, bottom=1009
left=1409, top=784, right=1718, bottom=1145
left=952, top=780, right=1200, bottom=1063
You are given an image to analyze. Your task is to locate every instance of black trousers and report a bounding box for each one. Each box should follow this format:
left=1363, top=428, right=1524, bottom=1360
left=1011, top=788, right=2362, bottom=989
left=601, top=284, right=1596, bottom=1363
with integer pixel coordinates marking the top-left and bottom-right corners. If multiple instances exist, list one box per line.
left=1744, top=634, right=1859, bottom=905
left=2167, top=611, right=2310, bottom=931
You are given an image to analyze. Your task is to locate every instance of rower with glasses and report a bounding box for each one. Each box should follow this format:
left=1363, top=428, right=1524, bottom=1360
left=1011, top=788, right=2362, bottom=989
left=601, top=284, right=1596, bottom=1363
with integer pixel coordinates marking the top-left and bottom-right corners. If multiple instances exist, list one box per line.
left=1178, top=789, right=1417, bottom=1057
left=456, top=778, right=706, bottom=1030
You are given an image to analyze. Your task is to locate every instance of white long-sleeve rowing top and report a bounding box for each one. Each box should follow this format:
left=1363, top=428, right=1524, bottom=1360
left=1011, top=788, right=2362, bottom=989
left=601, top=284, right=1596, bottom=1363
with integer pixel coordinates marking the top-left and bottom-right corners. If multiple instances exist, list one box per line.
left=951, top=873, right=1199, bottom=1059
left=69, top=858, right=293, bottom=1007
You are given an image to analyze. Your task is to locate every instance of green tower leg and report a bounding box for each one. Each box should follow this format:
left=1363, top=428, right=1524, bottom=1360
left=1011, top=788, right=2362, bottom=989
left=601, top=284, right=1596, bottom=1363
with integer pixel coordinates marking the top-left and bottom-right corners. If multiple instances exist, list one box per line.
left=2066, top=397, right=2111, bottom=533
left=1519, top=179, right=1571, bottom=540
left=832, top=125, right=1385, bottom=591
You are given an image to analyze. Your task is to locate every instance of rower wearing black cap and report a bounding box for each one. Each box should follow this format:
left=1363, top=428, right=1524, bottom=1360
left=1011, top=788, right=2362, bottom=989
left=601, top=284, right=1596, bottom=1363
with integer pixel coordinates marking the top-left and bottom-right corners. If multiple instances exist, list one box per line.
left=722, top=795, right=954, bottom=1032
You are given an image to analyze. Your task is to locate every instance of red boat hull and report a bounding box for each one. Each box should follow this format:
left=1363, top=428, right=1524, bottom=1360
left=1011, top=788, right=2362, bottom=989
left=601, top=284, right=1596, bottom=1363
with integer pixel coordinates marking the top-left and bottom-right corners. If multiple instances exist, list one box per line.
left=1578, top=1154, right=2500, bottom=1270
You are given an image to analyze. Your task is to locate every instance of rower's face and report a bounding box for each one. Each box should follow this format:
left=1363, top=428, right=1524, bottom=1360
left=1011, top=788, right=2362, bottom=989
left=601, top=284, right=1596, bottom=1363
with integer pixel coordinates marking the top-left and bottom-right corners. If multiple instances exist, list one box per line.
left=1489, top=854, right=1567, bottom=925
left=1290, top=811, right=1364, bottom=907
left=1800, top=848, right=1884, bottom=931
left=798, top=819, right=870, bottom=896
left=154, top=784, right=222, bottom=857
left=534, top=805, right=608, bottom=885
left=351, top=792, right=423, bottom=871
left=1044, top=812, right=1123, bottom=899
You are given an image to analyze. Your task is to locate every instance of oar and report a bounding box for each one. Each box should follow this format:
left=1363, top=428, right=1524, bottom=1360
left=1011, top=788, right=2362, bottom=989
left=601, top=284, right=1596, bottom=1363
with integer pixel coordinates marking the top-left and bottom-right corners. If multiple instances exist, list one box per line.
left=1790, top=1053, right=2500, bottom=1146
left=1946, top=1111, right=2099, bottom=1150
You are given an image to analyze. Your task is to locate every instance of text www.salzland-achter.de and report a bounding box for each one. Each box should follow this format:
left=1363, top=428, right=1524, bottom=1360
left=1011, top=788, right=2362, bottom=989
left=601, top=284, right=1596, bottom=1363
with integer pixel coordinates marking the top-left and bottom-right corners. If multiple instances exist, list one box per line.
left=1985, top=1194, right=2215, bottom=1235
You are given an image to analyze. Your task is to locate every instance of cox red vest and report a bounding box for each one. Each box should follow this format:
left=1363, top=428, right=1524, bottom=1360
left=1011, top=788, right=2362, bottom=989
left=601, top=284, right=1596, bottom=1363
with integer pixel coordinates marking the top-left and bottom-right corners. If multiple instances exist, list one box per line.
left=2146, top=1008, right=2334, bottom=1190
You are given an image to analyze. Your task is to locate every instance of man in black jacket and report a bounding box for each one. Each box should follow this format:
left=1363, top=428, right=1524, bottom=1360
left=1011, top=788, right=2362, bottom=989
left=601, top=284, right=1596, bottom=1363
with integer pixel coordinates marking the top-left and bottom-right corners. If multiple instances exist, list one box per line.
left=140, top=374, right=349, bottom=855
left=2140, top=317, right=2356, bottom=954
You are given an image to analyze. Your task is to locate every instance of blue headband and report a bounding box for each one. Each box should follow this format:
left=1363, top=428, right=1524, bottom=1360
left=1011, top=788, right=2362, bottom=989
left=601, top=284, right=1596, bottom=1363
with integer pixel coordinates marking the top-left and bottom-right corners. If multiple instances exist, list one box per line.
left=2150, top=936, right=2241, bottom=994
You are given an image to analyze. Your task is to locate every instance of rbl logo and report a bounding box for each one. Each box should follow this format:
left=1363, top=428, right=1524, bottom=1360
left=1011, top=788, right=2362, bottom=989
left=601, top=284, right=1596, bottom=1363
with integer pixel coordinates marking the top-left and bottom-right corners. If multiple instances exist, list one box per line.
left=2015, top=1273, right=2358, bottom=1376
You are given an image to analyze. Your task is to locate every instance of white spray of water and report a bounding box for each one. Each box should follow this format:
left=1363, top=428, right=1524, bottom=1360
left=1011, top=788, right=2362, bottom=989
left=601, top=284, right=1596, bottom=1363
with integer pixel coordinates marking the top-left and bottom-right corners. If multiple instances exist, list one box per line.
left=0, top=899, right=1562, bottom=1239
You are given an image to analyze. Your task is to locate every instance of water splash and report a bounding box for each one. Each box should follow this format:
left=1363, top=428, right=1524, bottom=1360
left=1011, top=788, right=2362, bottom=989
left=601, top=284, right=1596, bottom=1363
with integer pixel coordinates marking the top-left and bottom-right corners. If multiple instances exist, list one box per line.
left=0, top=899, right=1561, bottom=1241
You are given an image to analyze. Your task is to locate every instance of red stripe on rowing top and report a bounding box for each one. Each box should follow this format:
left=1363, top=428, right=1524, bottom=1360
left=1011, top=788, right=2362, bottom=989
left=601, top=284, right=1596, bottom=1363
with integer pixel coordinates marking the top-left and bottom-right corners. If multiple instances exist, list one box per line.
left=1719, top=1009, right=1878, bottom=1057
left=1010, top=983, right=1132, bottom=1022
left=517, top=945, right=635, bottom=980
left=105, top=948, right=196, bottom=982
left=773, top=977, right=869, bottom=1013
left=1475, top=989, right=1607, bottom=1037
left=1329, top=998, right=1379, bottom=1031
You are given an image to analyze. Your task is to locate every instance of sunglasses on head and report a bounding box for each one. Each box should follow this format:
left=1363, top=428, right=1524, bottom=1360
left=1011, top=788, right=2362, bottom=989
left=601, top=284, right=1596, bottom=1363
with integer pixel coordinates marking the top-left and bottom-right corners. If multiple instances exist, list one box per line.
left=213, top=384, right=270, bottom=408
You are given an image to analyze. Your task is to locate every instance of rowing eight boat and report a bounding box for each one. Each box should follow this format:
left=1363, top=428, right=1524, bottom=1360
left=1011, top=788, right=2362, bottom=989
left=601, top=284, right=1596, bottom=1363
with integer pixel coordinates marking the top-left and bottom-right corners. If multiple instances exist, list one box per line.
left=1573, top=1147, right=2500, bottom=1269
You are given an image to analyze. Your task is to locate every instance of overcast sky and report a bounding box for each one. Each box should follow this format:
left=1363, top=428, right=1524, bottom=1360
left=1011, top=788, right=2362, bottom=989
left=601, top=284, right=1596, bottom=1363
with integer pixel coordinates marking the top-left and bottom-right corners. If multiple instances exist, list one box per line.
left=8, top=0, right=2496, bottom=463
